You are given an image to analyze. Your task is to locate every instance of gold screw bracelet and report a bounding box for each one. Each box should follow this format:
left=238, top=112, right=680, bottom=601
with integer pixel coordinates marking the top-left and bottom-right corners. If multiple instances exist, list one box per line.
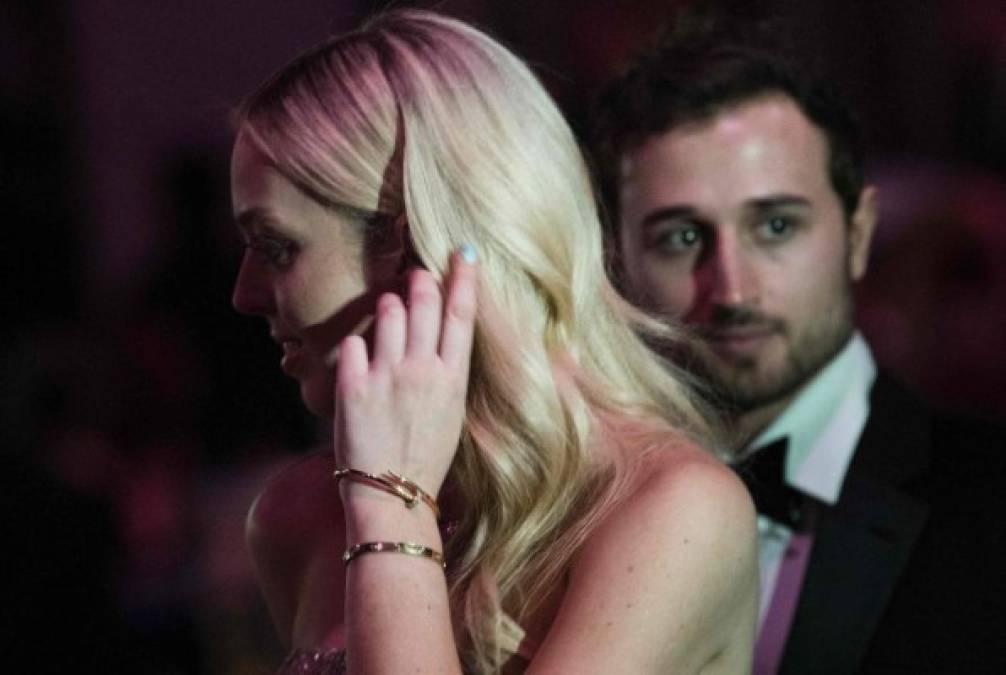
left=332, top=467, right=440, bottom=519
left=343, top=541, right=446, bottom=568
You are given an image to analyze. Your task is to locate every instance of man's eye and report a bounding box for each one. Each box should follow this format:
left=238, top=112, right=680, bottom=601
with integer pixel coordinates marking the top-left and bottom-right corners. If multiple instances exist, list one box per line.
left=756, top=216, right=796, bottom=242
left=654, top=225, right=703, bottom=255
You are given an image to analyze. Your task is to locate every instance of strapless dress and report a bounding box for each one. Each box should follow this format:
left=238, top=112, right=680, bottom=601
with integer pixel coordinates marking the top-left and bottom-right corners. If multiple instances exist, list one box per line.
left=276, top=649, right=347, bottom=674
left=274, top=649, right=491, bottom=674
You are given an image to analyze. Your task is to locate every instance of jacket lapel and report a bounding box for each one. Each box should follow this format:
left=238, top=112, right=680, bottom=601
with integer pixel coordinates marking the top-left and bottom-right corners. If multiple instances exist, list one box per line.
left=779, top=375, right=932, bottom=674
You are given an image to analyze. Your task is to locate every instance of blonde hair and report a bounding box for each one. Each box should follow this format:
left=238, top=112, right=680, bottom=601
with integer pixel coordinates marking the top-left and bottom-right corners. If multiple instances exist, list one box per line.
left=239, top=9, right=716, bottom=672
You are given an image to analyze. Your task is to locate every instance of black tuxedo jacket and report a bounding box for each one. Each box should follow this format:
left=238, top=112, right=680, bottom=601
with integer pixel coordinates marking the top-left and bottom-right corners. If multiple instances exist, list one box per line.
left=778, top=374, right=1006, bottom=674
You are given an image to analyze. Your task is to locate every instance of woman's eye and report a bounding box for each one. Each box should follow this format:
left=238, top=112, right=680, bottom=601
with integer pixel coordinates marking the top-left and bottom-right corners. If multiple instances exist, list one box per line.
left=247, top=238, right=296, bottom=268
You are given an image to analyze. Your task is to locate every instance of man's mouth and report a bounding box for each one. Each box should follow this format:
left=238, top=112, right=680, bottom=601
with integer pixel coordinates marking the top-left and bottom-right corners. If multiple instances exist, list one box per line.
left=700, top=324, right=781, bottom=356
left=704, top=325, right=776, bottom=340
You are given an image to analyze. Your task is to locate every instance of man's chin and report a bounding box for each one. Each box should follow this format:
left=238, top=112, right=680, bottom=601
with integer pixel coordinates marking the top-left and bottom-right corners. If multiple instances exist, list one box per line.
left=687, top=310, right=854, bottom=418
left=705, top=332, right=780, bottom=364
left=695, top=355, right=807, bottom=414
left=711, top=371, right=804, bottom=413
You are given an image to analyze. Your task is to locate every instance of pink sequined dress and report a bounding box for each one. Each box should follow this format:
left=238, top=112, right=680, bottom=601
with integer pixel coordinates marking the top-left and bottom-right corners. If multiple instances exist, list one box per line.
left=276, top=649, right=347, bottom=674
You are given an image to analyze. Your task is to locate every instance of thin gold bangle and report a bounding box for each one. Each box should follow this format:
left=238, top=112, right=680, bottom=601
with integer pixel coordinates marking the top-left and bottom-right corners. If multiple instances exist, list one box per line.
left=333, top=467, right=441, bottom=519
left=342, top=541, right=446, bottom=568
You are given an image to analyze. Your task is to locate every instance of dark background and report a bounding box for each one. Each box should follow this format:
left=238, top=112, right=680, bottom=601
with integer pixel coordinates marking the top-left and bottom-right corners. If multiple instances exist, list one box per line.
left=2, top=1, right=1003, bottom=672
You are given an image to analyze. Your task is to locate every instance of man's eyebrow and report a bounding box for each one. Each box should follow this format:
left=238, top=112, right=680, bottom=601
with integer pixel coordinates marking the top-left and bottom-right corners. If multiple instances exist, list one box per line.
left=747, top=194, right=812, bottom=211
left=639, top=205, right=703, bottom=230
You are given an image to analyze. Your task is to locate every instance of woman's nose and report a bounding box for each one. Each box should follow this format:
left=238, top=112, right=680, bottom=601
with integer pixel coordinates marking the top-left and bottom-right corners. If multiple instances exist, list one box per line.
left=231, top=255, right=273, bottom=316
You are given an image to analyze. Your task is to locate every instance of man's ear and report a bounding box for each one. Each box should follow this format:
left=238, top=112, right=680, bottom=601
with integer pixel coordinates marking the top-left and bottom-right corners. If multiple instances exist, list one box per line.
left=848, top=185, right=878, bottom=281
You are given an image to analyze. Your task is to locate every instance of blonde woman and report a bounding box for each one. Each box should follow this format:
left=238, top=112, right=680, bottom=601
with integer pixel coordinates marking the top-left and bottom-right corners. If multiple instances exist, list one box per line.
left=231, top=9, right=757, bottom=674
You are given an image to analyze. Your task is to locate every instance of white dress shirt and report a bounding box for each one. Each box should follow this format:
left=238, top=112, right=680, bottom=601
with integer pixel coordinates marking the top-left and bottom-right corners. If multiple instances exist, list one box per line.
left=743, top=333, right=877, bottom=628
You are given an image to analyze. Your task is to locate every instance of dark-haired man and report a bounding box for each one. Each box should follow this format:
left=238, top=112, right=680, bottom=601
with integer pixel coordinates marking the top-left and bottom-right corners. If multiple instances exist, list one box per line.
left=591, top=18, right=1005, bottom=675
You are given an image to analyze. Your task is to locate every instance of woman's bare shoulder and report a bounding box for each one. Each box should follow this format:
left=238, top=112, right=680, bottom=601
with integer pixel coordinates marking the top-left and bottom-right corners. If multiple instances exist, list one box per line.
left=603, top=419, right=753, bottom=531
left=247, top=450, right=341, bottom=559
left=529, top=435, right=758, bottom=673
left=633, top=437, right=754, bottom=528
left=246, top=450, right=346, bottom=646
left=589, top=436, right=756, bottom=592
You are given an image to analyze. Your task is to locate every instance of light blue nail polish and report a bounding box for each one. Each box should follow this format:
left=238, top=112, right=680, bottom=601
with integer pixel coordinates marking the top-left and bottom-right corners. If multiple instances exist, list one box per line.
left=460, top=243, right=477, bottom=263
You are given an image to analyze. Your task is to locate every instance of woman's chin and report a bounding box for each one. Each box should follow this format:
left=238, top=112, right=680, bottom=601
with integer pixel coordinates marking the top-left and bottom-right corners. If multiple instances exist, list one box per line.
left=300, top=377, right=335, bottom=419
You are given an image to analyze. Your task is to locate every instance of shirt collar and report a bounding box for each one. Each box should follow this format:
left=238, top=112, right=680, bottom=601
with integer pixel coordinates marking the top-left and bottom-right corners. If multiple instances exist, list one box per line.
left=746, top=333, right=877, bottom=504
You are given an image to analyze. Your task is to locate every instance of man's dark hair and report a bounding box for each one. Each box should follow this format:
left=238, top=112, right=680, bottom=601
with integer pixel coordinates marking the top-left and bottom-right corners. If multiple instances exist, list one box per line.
left=589, top=10, right=864, bottom=234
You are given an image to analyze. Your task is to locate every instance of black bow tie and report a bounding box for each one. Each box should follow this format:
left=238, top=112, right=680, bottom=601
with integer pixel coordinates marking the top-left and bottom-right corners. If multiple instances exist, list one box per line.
left=736, top=438, right=812, bottom=531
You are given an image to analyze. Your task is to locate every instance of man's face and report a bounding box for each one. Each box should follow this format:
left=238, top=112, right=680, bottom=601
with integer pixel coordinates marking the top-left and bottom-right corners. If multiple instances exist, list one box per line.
left=618, top=95, right=876, bottom=412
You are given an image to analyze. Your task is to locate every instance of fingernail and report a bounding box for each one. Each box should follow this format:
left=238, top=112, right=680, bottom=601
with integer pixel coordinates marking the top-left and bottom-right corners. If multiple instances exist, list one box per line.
left=460, top=244, right=477, bottom=263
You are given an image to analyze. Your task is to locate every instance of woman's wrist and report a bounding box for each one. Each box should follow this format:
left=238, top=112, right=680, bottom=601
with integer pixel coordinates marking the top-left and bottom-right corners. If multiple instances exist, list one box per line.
left=333, top=467, right=441, bottom=518
left=340, top=483, right=443, bottom=544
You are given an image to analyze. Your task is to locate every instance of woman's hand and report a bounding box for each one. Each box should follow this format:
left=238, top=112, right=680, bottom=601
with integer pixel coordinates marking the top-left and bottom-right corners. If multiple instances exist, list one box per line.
left=333, top=247, right=478, bottom=501
left=337, top=247, right=476, bottom=675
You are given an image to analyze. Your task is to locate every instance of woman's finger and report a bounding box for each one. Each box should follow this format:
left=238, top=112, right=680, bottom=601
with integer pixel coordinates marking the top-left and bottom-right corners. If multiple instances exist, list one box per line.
left=439, top=245, right=478, bottom=374
left=372, top=292, right=406, bottom=367
left=405, top=268, right=443, bottom=358
left=333, top=334, right=368, bottom=464
left=337, top=334, right=369, bottom=389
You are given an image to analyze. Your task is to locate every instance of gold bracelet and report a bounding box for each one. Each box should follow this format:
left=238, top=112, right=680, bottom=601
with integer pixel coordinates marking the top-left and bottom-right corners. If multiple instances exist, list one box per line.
left=343, top=541, right=446, bottom=568
left=333, top=467, right=440, bottom=519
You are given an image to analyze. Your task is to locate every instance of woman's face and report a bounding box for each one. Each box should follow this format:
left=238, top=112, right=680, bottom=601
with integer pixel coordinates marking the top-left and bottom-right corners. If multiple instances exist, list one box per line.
left=230, top=129, right=397, bottom=417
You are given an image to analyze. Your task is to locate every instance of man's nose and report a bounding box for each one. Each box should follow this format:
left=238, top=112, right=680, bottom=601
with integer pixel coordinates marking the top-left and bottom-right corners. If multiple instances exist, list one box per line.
left=702, top=235, right=758, bottom=307
left=231, top=256, right=272, bottom=316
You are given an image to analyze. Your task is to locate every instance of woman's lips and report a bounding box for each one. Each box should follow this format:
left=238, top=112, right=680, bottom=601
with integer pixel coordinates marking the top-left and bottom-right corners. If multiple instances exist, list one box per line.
left=277, top=338, right=304, bottom=374
left=272, top=311, right=376, bottom=377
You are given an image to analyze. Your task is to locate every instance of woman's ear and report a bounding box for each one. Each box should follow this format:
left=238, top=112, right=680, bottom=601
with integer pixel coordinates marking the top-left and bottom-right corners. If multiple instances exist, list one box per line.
left=362, top=212, right=420, bottom=287
left=393, top=213, right=424, bottom=273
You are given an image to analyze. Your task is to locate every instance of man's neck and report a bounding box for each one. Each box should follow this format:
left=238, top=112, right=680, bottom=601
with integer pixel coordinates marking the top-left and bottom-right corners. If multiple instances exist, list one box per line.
left=730, top=394, right=800, bottom=450
left=727, top=334, right=874, bottom=454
